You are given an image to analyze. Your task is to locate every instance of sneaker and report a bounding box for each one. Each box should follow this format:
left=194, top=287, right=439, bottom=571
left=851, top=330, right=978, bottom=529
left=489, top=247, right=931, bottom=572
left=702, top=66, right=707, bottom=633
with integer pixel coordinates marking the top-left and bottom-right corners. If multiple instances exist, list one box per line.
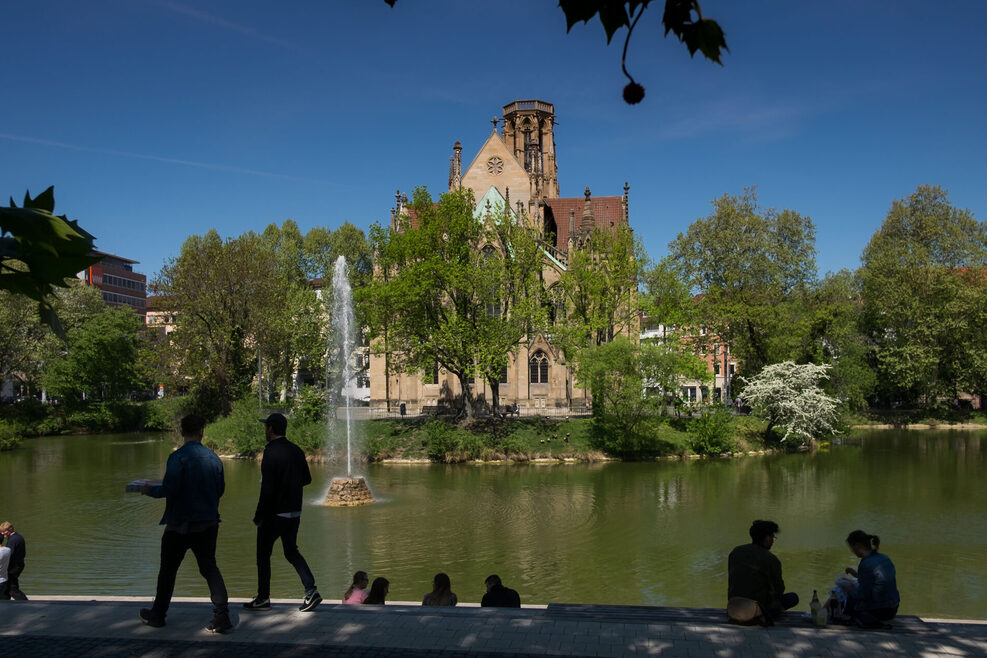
left=205, top=613, right=234, bottom=634
left=139, top=608, right=165, bottom=628
left=242, top=596, right=271, bottom=611
left=299, top=590, right=322, bottom=612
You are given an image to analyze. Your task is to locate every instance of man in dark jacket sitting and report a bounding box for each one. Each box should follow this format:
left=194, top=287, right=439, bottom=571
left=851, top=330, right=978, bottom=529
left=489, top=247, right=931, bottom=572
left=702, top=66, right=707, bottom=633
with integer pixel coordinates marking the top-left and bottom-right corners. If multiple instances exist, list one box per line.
left=243, top=413, right=322, bottom=613
left=481, top=574, right=521, bottom=607
left=727, top=520, right=799, bottom=623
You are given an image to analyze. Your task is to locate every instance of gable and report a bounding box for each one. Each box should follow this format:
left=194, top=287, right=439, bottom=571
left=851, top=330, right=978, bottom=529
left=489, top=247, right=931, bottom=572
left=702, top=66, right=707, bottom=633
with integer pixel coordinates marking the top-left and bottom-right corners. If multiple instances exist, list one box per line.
left=460, top=131, right=532, bottom=211
left=473, top=186, right=519, bottom=221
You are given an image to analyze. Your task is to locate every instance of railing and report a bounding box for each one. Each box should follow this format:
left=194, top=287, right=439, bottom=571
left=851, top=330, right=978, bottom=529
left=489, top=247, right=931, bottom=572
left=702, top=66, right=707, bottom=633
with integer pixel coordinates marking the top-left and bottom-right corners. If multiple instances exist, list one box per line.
left=503, top=100, right=555, bottom=115
left=349, top=405, right=592, bottom=420
left=540, top=242, right=568, bottom=267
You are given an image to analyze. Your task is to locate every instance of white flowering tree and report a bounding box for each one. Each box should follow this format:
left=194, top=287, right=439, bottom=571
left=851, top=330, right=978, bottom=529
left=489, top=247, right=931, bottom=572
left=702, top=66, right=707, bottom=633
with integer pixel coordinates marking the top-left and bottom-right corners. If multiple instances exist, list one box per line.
left=741, top=362, right=840, bottom=444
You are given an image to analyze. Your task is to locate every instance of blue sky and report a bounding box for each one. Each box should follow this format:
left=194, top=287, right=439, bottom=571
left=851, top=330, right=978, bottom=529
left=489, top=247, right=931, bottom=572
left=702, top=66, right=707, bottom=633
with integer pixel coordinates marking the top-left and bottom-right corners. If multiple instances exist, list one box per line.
left=3, top=1, right=985, bottom=279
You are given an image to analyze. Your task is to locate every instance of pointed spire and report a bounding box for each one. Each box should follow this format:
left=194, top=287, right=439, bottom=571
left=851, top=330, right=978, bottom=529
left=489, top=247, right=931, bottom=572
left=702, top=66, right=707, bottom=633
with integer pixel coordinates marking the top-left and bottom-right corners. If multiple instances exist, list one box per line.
left=449, top=141, right=463, bottom=190
left=581, top=186, right=595, bottom=233
left=623, top=181, right=630, bottom=224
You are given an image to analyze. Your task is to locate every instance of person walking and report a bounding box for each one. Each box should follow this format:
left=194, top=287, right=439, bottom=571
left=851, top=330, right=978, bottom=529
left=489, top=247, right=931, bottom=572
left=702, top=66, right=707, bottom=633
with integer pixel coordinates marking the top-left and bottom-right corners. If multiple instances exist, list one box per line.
left=244, top=413, right=322, bottom=612
left=139, top=414, right=231, bottom=633
left=0, top=521, right=28, bottom=600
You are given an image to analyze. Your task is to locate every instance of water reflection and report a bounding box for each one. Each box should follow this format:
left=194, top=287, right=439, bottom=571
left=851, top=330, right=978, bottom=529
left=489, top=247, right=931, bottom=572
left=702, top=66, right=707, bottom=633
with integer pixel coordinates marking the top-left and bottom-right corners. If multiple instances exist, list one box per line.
left=0, top=430, right=985, bottom=618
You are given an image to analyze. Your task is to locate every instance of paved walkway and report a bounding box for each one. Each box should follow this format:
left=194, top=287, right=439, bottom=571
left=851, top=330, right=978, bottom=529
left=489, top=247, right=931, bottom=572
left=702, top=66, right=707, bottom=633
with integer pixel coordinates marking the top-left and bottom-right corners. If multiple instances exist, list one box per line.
left=2, top=597, right=986, bottom=657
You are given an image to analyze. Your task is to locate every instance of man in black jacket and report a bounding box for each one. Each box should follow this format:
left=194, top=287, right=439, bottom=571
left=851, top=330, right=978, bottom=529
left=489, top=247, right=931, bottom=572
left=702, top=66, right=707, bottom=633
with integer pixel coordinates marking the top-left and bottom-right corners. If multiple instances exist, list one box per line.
left=481, top=574, right=521, bottom=607
left=0, top=521, right=26, bottom=600
left=244, top=413, right=322, bottom=612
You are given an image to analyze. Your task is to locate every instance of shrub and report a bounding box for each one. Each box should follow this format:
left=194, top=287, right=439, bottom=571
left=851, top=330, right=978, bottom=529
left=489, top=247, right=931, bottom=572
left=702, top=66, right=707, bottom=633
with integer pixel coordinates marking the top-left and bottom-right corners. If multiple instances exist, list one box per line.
left=688, top=405, right=735, bottom=455
left=293, top=385, right=329, bottom=424
left=205, top=397, right=268, bottom=455
left=365, top=433, right=401, bottom=461
left=0, top=420, right=23, bottom=451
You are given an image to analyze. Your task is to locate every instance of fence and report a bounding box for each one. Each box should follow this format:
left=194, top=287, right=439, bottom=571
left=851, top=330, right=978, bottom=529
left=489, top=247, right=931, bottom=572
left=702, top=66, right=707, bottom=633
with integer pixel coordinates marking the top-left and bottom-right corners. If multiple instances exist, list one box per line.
left=333, top=405, right=592, bottom=421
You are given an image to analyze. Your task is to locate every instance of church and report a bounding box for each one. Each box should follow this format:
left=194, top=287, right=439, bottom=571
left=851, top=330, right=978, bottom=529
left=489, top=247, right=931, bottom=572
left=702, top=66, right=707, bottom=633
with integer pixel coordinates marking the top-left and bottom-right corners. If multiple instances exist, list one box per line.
left=368, top=100, right=633, bottom=414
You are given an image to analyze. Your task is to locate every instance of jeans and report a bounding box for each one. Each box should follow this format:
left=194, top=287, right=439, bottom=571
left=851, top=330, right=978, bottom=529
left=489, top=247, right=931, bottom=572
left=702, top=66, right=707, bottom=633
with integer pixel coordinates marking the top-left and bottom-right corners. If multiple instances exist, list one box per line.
left=151, top=525, right=228, bottom=619
left=255, top=516, right=316, bottom=598
left=847, top=599, right=898, bottom=627
left=765, top=592, right=800, bottom=619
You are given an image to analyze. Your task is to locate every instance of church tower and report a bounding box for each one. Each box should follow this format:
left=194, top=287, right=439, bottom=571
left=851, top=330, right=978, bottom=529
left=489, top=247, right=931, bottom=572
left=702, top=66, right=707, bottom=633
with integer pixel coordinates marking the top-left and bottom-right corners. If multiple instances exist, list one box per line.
left=501, top=100, right=560, bottom=201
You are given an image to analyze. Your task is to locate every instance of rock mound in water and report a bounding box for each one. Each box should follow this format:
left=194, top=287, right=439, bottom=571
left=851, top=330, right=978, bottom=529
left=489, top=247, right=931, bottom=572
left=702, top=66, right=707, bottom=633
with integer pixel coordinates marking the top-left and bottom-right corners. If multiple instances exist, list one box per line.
left=325, top=476, right=375, bottom=506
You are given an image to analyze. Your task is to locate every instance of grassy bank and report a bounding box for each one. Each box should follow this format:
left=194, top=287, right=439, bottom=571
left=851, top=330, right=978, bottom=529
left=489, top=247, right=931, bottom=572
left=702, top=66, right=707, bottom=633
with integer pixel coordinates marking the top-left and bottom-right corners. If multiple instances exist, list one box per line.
left=0, top=397, right=187, bottom=450
left=203, top=401, right=775, bottom=462
left=843, top=408, right=987, bottom=429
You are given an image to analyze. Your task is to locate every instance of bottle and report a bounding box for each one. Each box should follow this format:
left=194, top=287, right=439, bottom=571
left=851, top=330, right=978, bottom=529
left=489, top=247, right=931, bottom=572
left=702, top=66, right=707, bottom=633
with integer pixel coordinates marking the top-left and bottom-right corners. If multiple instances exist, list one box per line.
left=810, top=590, right=826, bottom=626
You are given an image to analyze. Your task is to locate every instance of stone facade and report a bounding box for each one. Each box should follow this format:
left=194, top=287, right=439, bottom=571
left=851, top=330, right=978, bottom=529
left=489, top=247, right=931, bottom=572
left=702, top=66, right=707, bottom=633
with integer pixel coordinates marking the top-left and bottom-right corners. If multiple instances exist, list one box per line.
left=369, top=100, right=633, bottom=414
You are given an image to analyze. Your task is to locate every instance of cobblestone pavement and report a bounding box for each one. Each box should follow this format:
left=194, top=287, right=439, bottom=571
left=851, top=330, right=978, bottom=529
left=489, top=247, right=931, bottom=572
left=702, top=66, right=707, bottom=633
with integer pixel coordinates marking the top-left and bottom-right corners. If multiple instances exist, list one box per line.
left=2, top=598, right=986, bottom=657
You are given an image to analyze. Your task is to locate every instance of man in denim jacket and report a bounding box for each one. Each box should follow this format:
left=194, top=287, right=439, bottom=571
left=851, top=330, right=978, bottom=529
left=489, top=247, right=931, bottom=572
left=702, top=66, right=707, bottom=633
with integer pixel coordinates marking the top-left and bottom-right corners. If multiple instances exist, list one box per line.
left=140, top=414, right=231, bottom=633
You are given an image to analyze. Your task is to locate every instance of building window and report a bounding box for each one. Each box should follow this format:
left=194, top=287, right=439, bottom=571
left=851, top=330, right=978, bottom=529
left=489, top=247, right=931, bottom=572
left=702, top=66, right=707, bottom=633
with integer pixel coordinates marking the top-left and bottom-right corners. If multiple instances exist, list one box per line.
left=499, top=366, right=508, bottom=383
left=729, top=364, right=735, bottom=376
left=529, top=351, right=549, bottom=384
left=426, top=363, right=438, bottom=385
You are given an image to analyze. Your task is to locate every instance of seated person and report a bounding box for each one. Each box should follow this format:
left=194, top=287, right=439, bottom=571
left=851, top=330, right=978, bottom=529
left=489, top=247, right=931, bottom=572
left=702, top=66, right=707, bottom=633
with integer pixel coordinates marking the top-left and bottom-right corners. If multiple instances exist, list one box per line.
left=843, top=530, right=900, bottom=627
left=342, top=570, right=369, bottom=605
left=481, top=574, right=520, bottom=607
left=727, top=520, right=799, bottom=623
left=363, top=577, right=389, bottom=605
left=422, top=572, right=457, bottom=606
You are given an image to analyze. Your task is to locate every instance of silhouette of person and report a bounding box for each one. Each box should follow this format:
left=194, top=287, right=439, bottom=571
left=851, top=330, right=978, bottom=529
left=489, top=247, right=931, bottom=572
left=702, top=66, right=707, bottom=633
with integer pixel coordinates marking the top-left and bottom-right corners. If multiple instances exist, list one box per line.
left=481, top=574, right=520, bottom=607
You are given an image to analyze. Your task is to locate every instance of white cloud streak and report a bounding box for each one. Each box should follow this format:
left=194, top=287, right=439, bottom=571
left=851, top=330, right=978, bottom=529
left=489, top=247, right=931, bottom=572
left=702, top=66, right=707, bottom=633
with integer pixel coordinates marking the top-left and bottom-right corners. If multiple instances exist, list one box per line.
left=149, top=0, right=300, bottom=51
left=0, top=132, right=323, bottom=184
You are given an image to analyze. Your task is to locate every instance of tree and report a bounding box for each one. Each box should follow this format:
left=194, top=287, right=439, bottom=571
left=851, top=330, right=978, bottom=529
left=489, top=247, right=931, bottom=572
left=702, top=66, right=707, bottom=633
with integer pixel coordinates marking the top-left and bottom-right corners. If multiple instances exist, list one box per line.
left=668, top=188, right=817, bottom=376
left=574, top=337, right=705, bottom=457
left=385, top=1, right=727, bottom=105
left=741, top=361, right=839, bottom=445
left=637, top=257, right=710, bottom=408
left=42, top=304, right=147, bottom=400
left=859, top=185, right=987, bottom=408
left=0, top=291, right=47, bottom=397
left=555, top=225, right=642, bottom=355
left=0, top=187, right=100, bottom=332
left=153, top=229, right=305, bottom=416
left=362, top=187, right=546, bottom=417
left=798, top=270, right=876, bottom=411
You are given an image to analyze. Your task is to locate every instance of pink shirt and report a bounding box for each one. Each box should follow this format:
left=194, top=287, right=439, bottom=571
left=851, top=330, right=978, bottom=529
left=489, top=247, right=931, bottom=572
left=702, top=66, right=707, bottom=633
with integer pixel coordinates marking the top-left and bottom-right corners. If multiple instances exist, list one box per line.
left=343, top=587, right=368, bottom=604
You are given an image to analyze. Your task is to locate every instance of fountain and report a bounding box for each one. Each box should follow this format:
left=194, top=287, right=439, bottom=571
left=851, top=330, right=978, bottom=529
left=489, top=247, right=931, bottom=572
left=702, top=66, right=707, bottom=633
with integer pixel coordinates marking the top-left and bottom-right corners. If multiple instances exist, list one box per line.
left=324, top=256, right=375, bottom=507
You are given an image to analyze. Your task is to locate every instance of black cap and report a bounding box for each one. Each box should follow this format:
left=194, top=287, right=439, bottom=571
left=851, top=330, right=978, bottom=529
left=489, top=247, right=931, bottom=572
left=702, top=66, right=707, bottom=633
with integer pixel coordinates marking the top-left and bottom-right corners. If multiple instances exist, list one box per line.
left=259, top=412, right=288, bottom=435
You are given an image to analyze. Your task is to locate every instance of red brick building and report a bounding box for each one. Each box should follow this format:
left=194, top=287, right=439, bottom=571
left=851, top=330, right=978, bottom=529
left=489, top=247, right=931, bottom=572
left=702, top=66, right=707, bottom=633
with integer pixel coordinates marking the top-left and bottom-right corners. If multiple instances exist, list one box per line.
left=79, top=251, right=147, bottom=321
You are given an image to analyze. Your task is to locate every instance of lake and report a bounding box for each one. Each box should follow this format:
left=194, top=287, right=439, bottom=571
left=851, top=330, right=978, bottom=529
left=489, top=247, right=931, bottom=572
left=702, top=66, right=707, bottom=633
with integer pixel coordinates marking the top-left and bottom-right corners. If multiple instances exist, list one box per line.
left=1, top=429, right=984, bottom=618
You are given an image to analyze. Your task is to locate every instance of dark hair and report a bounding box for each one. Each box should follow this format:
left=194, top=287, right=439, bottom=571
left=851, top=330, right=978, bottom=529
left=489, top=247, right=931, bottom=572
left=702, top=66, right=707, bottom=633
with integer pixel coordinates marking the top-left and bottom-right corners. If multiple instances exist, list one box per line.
left=846, top=530, right=881, bottom=551
left=749, top=520, right=780, bottom=544
left=364, top=577, right=389, bottom=604
left=428, top=572, right=454, bottom=605
left=344, top=570, right=368, bottom=600
left=485, top=574, right=502, bottom=587
left=180, top=414, right=206, bottom=437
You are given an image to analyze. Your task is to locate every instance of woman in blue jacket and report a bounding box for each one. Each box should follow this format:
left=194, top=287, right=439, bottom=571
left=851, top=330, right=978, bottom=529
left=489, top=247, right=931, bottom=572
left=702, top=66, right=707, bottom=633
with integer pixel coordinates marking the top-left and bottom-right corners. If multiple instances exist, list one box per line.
left=844, top=530, right=900, bottom=627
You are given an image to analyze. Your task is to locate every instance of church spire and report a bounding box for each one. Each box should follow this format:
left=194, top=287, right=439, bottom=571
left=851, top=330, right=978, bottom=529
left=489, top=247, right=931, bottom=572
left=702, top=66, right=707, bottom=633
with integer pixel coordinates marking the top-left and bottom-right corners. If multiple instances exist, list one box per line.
left=581, top=186, right=595, bottom=234
left=448, top=141, right=462, bottom=191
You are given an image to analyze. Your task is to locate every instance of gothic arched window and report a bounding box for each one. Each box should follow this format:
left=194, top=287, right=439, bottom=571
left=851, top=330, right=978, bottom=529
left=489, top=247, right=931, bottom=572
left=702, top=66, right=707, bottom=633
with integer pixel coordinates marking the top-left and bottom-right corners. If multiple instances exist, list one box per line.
left=529, top=351, right=549, bottom=384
